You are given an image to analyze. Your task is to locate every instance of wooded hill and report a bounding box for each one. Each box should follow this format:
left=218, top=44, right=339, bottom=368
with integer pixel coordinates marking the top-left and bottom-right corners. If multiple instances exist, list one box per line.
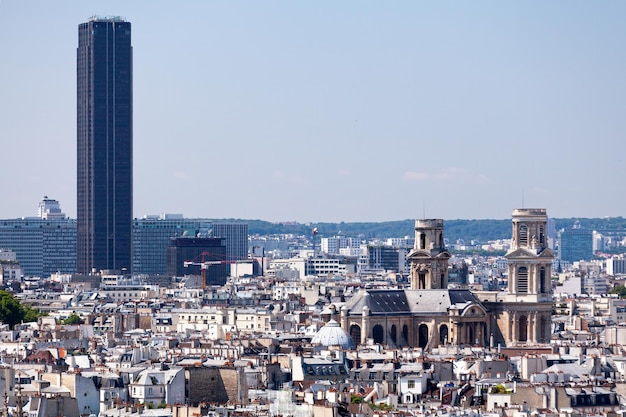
left=235, top=217, right=626, bottom=244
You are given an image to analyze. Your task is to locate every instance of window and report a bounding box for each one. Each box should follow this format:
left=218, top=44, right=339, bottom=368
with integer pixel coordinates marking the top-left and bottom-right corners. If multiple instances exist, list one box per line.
left=408, top=380, right=415, bottom=389
left=517, top=267, right=528, bottom=293
left=419, top=273, right=426, bottom=289
left=519, top=224, right=528, bottom=246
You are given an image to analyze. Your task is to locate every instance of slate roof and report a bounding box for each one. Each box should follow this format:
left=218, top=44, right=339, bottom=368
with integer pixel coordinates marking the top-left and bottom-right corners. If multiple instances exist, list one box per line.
left=344, top=289, right=484, bottom=316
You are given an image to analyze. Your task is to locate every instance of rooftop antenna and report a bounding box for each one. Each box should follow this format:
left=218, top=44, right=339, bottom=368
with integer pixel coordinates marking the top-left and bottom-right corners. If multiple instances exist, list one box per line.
left=422, top=201, right=426, bottom=220
left=522, top=188, right=525, bottom=208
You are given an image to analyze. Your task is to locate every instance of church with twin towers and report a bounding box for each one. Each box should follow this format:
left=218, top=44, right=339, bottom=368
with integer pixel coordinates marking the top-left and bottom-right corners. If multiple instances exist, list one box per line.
left=338, top=208, right=554, bottom=350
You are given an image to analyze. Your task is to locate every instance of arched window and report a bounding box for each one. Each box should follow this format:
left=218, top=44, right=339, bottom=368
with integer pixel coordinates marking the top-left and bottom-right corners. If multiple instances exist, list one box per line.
left=372, top=324, right=384, bottom=344
left=419, top=273, right=426, bottom=289
left=519, top=224, right=528, bottom=247
left=402, top=325, right=409, bottom=345
left=539, top=225, right=545, bottom=246
left=540, top=267, right=546, bottom=293
left=420, top=233, right=426, bottom=250
left=350, top=325, right=361, bottom=346
left=439, top=325, right=448, bottom=345
left=517, top=267, right=528, bottom=293
left=518, top=315, right=528, bottom=342
left=390, top=325, right=397, bottom=345
left=418, top=324, right=429, bottom=348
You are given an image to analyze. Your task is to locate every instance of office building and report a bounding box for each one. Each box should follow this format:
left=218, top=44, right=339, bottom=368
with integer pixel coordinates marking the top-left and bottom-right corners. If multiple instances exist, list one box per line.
left=0, top=198, right=76, bottom=277
left=607, top=255, right=626, bottom=276
left=366, top=245, right=408, bottom=273
left=77, top=16, right=133, bottom=274
left=133, top=215, right=210, bottom=275
left=559, top=221, right=593, bottom=263
left=37, top=197, right=67, bottom=220
left=320, top=236, right=360, bottom=255
left=211, top=223, right=248, bottom=261
left=167, top=237, right=227, bottom=286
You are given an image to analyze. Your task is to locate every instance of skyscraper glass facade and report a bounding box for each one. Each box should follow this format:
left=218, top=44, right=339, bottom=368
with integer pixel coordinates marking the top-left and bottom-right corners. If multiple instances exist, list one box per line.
left=77, top=17, right=133, bottom=273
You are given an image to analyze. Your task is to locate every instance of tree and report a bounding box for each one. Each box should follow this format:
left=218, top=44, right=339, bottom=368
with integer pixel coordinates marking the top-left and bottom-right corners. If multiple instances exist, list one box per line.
left=490, top=384, right=509, bottom=394
left=0, top=290, right=45, bottom=329
left=61, top=313, right=84, bottom=325
left=609, top=285, right=626, bottom=298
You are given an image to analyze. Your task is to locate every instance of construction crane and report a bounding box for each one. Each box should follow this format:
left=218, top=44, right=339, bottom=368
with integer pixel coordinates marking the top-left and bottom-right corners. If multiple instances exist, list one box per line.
left=184, top=251, right=253, bottom=289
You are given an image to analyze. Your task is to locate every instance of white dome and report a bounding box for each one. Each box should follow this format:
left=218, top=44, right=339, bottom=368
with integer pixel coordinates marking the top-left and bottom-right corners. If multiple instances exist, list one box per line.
left=311, top=319, right=355, bottom=349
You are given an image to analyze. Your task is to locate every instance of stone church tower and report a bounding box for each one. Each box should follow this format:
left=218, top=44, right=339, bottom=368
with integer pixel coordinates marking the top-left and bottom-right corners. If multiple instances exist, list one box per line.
left=478, top=208, right=554, bottom=346
left=407, top=219, right=451, bottom=289
left=339, top=210, right=553, bottom=350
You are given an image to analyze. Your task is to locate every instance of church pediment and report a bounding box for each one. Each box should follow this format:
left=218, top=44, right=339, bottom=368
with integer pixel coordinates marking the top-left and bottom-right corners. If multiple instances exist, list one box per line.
left=459, top=303, right=487, bottom=317
left=407, top=250, right=430, bottom=259
left=537, top=248, right=554, bottom=258
left=506, top=247, right=554, bottom=260
left=505, top=248, right=538, bottom=259
left=408, top=249, right=451, bottom=259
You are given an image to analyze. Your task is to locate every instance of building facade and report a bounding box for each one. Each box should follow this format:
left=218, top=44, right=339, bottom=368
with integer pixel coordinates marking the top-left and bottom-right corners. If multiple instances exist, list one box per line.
left=558, top=221, right=593, bottom=263
left=0, top=198, right=77, bottom=277
left=211, top=222, right=248, bottom=261
left=77, top=16, right=133, bottom=274
left=341, top=209, right=554, bottom=350
left=478, top=208, right=554, bottom=346
left=166, top=237, right=227, bottom=285
left=133, top=215, right=210, bottom=275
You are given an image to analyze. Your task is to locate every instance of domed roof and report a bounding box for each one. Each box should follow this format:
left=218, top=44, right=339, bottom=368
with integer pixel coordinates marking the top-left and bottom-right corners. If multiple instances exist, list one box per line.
left=311, top=319, right=355, bottom=349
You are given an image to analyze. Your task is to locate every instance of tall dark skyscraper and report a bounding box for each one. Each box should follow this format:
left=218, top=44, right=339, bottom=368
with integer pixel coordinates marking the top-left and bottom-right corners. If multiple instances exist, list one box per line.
left=77, top=16, right=133, bottom=274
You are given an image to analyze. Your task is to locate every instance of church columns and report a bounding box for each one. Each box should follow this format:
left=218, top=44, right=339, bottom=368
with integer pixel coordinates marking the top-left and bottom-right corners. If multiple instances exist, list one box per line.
left=361, top=306, right=370, bottom=345
left=509, top=263, right=517, bottom=294
left=510, top=312, right=517, bottom=344
left=530, top=312, right=537, bottom=344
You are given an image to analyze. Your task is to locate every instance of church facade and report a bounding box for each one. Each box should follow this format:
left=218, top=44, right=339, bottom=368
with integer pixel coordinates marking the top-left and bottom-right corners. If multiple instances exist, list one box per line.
left=339, top=209, right=553, bottom=350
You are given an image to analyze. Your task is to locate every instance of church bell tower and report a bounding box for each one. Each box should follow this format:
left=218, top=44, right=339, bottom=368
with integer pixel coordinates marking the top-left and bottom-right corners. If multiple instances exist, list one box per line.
left=408, top=219, right=451, bottom=289
left=507, top=208, right=553, bottom=297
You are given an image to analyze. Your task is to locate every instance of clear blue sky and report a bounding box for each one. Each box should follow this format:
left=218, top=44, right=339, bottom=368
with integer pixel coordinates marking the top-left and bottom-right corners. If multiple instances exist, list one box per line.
left=1, top=1, right=625, bottom=222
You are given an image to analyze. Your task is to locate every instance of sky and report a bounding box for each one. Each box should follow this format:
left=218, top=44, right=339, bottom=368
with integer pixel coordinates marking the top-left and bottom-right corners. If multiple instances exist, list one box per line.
left=1, top=2, right=625, bottom=223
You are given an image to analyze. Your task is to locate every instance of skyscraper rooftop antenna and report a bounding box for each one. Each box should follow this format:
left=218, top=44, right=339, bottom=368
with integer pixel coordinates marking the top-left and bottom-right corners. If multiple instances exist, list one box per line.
left=522, top=188, right=525, bottom=209
left=423, top=201, right=426, bottom=220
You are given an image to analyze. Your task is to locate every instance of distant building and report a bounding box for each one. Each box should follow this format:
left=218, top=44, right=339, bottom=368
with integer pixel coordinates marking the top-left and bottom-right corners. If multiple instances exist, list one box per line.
left=607, top=255, right=626, bottom=276
left=559, top=221, right=593, bottom=262
left=77, top=16, right=133, bottom=274
left=0, top=249, right=21, bottom=283
left=0, top=249, right=16, bottom=262
left=320, top=236, right=360, bottom=255
left=447, top=261, right=469, bottom=286
left=37, top=196, right=66, bottom=219
left=366, top=245, right=408, bottom=273
left=166, top=237, right=227, bottom=285
left=133, top=215, right=209, bottom=275
left=210, top=222, right=248, bottom=261
left=307, top=257, right=356, bottom=277
left=0, top=199, right=76, bottom=277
